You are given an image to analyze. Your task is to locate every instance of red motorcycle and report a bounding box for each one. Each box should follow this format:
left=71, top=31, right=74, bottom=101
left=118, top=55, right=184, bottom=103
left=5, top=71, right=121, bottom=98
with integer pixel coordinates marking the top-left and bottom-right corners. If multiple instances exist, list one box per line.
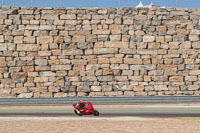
left=73, top=102, right=99, bottom=116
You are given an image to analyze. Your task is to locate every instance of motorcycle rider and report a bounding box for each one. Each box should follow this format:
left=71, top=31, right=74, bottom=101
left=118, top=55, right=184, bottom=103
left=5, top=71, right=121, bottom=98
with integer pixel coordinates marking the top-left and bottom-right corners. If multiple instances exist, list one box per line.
left=75, top=100, right=87, bottom=115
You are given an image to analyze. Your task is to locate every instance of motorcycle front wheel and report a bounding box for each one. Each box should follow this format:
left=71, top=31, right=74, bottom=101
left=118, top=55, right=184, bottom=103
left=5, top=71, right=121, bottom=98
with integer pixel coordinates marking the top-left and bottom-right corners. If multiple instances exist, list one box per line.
left=93, top=110, right=99, bottom=116
left=74, top=109, right=83, bottom=116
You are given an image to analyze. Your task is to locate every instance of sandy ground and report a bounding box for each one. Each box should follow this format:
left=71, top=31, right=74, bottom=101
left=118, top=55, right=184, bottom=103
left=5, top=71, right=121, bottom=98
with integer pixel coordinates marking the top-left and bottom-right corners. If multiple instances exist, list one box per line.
left=0, top=119, right=200, bottom=133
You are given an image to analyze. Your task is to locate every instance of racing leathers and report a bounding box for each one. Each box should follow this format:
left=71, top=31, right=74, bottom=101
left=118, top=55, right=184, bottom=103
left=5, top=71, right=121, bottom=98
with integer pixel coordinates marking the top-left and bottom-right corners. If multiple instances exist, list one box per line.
left=75, top=102, right=87, bottom=115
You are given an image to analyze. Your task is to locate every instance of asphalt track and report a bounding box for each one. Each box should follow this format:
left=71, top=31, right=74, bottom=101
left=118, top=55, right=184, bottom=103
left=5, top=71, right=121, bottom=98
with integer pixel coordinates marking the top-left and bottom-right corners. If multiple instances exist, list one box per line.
left=1, top=96, right=200, bottom=119
left=0, top=106, right=200, bottom=118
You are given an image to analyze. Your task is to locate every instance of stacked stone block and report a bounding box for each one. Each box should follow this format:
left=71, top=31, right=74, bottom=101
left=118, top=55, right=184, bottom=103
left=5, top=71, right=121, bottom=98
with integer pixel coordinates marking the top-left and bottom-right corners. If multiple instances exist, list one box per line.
left=0, top=7, right=200, bottom=98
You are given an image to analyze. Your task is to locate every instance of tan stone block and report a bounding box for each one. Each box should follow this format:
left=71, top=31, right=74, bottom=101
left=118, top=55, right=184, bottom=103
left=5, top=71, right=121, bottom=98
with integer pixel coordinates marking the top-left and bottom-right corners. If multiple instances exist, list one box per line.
left=120, top=48, right=137, bottom=54
left=0, top=19, right=3, bottom=24
left=54, top=93, right=68, bottom=97
left=148, top=91, right=157, bottom=96
left=97, top=76, right=113, bottom=81
left=48, top=86, right=60, bottom=92
left=192, top=42, right=200, bottom=48
left=24, top=82, right=35, bottom=87
left=77, top=92, right=88, bottom=97
left=190, top=29, right=200, bottom=34
left=54, top=20, right=65, bottom=25
left=35, top=66, right=51, bottom=71
left=157, top=65, right=177, bottom=70
left=115, top=76, right=128, bottom=81
left=12, top=87, right=27, bottom=94
left=156, top=26, right=167, bottom=31
left=38, top=51, right=51, bottom=56
left=124, top=58, right=142, bottom=64
left=22, top=66, right=34, bottom=72
left=164, top=70, right=177, bottom=76
left=98, top=9, right=107, bottom=14
left=81, top=76, right=97, bottom=81
left=17, top=44, right=39, bottom=51
left=88, top=59, right=97, bottom=64
left=129, top=76, right=143, bottom=81
left=133, top=86, right=144, bottom=92
left=94, top=48, right=116, bottom=54
left=102, top=86, right=112, bottom=92
left=14, top=36, right=23, bottom=43
left=63, top=49, right=83, bottom=55
left=89, top=92, right=105, bottom=96
left=156, top=36, right=164, bottom=42
left=68, top=92, right=76, bottom=97
left=185, top=76, right=198, bottom=81
left=145, top=86, right=154, bottom=91
left=111, top=29, right=121, bottom=35
left=22, top=15, right=34, bottom=20
left=11, top=72, right=27, bottom=78
left=177, top=29, right=190, bottom=35
left=24, top=36, right=35, bottom=44
left=143, top=36, right=155, bottom=42
left=28, top=72, right=38, bottom=77
left=155, top=85, right=168, bottom=91
left=85, top=49, right=93, bottom=55
left=110, top=58, right=122, bottom=64
left=0, top=44, right=7, bottom=51
left=91, top=86, right=101, bottom=92
left=0, top=35, right=4, bottom=42
left=110, top=35, right=121, bottom=41
left=124, top=91, right=135, bottom=96
left=188, top=85, right=199, bottom=90
left=135, top=15, right=146, bottom=20
left=40, top=92, right=53, bottom=98
left=66, top=76, right=79, bottom=81
left=169, top=76, right=183, bottom=82
left=105, top=91, right=123, bottom=96
left=35, top=59, right=48, bottom=66
left=37, top=36, right=53, bottom=44
left=71, top=59, right=87, bottom=65
left=104, top=41, right=128, bottom=48
left=98, top=58, right=109, bottom=64
left=65, top=20, right=77, bottom=25
left=41, top=14, right=58, bottom=20
left=39, top=25, right=53, bottom=30
left=60, top=14, right=76, bottom=19
left=54, top=36, right=64, bottom=44
left=105, top=19, right=113, bottom=24
left=5, top=19, right=12, bottom=25
left=17, top=93, right=33, bottom=98
left=34, top=77, right=48, bottom=82
left=144, top=76, right=151, bottom=81
left=26, top=25, right=39, bottom=30
left=123, top=19, right=133, bottom=24
left=135, top=30, right=144, bottom=35
left=189, top=35, right=199, bottom=41
left=94, top=42, right=103, bottom=48
left=30, top=20, right=39, bottom=25
left=93, top=30, right=110, bottom=35
left=72, top=35, right=85, bottom=42
left=51, top=65, right=71, bottom=71
left=189, top=70, right=200, bottom=75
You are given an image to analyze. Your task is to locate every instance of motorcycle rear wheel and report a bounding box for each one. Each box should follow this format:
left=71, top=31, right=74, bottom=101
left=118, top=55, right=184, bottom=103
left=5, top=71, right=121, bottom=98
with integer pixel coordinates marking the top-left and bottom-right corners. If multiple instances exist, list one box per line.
left=93, top=110, right=99, bottom=116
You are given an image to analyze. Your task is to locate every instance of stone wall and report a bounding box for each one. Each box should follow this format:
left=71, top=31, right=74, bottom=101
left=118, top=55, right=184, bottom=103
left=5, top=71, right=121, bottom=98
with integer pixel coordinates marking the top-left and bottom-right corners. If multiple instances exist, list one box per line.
left=0, top=6, right=200, bottom=98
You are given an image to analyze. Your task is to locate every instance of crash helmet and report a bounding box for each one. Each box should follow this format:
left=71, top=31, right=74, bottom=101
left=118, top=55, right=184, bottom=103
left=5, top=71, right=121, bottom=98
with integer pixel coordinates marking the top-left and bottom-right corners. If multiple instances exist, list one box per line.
left=79, top=100, right=84, bottom=106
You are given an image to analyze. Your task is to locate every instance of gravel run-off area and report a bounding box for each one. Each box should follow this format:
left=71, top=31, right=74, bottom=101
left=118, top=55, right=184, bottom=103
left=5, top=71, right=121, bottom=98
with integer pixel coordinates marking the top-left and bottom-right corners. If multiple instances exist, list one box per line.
left=0, top=119, right=200, bottom=133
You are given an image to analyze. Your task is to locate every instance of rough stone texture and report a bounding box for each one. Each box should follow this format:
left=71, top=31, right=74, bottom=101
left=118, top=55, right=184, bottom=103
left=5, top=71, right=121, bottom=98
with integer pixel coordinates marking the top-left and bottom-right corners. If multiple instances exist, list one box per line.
left=0, top=7, right=200, bottom=98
